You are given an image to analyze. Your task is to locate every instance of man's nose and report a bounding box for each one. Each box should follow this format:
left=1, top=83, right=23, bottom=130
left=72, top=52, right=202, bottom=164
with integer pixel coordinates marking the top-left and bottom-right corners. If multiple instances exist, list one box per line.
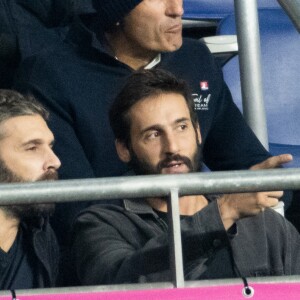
left=166, top=0, right=184, bottom=17
left=44, top=149, right=61, bottom=171
left=163, top=132, right=179, bottom=155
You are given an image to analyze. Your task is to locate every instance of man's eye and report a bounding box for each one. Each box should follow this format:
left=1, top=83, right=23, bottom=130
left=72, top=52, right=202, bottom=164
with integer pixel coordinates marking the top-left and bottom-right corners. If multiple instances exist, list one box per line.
left=146, top=131, right=159, bottom=140
left=179, top=124, right=187, bottom=130
left=26, top=146, right=38, bottom=151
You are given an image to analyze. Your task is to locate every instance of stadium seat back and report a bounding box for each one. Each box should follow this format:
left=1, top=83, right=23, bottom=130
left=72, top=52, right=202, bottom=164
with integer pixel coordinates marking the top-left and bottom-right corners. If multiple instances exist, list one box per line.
left=218, top=9, right=300, bottom=166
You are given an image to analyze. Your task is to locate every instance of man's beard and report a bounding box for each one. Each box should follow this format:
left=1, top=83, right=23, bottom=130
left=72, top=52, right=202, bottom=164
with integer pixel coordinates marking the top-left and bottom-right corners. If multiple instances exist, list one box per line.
left=0, top=159, right=57, bottom=219
left=128, top=144, right=203, bottom=176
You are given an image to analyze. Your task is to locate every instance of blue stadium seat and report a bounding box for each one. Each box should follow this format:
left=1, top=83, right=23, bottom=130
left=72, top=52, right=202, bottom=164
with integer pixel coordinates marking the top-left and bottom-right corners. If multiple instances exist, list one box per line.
left=217, top=9, right=300, bottom=167
left=184, top=0, right=280, bottom=20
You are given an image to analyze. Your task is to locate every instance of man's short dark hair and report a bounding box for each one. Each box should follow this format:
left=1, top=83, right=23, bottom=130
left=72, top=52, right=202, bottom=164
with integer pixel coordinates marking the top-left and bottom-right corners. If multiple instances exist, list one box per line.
left=109, top=69, right=198, bottom=147
left=0, top=89, right=48, bottom=139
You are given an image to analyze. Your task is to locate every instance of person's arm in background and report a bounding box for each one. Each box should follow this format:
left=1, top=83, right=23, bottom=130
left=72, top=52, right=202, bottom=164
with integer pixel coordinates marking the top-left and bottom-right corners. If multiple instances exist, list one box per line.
left=195, top=50, right=294, bottom=209
left=203, top=83, right=272, bottom=171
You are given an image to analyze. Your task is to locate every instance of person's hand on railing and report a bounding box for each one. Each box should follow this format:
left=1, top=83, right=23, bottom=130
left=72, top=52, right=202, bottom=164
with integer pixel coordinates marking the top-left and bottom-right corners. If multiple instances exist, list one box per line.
left=217, top=190, right=283, bottom=230
left=249, top=154, right=293, bottom=170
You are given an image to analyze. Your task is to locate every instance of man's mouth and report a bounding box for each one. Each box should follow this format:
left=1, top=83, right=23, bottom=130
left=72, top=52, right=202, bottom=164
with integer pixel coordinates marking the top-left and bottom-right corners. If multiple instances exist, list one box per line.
left=161, top=160, right=188, bottom=174
left=165, top=160, right=184, bottom=167
left=166, top=24, right=182, bottom=34
left=158, top=154, right=193, bottom=174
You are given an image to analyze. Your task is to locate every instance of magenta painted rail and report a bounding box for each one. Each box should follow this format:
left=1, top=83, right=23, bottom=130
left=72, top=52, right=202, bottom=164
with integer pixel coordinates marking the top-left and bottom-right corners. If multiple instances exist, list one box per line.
left=1, top=282, right=300, bottom=300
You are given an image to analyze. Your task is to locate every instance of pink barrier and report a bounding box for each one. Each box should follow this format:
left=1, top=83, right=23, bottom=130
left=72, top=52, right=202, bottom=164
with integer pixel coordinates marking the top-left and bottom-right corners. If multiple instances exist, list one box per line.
left=1, top=282, right=300, bottom=300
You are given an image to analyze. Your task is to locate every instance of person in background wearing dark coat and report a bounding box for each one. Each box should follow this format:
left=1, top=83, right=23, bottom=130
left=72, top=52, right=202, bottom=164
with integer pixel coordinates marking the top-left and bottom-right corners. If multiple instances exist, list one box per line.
left=0, top=89, right=61, bottom=290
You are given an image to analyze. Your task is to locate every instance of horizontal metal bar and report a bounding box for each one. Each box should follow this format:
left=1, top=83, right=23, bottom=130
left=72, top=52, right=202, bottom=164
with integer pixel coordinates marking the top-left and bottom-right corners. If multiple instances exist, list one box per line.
left=1, top=275, right=300, bottom=296
left=0, top=169, right=300, bottom=205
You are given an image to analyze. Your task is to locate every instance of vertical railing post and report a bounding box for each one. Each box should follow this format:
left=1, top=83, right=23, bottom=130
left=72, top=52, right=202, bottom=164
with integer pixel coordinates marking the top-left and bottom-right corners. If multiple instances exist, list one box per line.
left=167, top=188, right=184, bottom=288
left=234, top=0, right=269, bottom=150
left=277, top=0, right=300, bottom=33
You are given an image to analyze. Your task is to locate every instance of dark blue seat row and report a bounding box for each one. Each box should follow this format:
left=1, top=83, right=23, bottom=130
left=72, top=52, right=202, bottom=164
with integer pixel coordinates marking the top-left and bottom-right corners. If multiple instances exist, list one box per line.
left=183, top=0, right=280, bottom=20
left=218, top=8, right=300, bottom=167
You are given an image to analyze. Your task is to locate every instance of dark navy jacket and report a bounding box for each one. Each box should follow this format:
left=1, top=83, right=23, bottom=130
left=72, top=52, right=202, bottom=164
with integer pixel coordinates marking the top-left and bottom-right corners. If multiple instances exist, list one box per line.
left=14, top=17, right=270, bottom=180
left=0, top=0, right=71, bottom=88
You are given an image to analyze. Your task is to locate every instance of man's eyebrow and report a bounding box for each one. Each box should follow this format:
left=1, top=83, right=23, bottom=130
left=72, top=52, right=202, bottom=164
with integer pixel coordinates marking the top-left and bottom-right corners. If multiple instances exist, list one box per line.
left=140, top=124, right=162, bottom=135
left=174, top=117, right=190, bottom=124
left=21, top=139, right=55, bottom=147
left=140, top=118, right=191, bottom=135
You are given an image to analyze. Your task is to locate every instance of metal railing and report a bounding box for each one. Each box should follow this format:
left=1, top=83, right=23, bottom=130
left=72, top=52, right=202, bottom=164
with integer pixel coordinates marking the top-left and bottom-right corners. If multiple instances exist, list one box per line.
left=234, top=0, right=269, bottom=149
left=1, top=168, right=300, bottom=291
left=1, top=168, right=300, bottom=205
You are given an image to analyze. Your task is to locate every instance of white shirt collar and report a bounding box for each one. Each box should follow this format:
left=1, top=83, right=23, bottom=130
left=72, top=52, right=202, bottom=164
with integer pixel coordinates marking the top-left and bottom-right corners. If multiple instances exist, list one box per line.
left=144, top=53, right=161, bottom=69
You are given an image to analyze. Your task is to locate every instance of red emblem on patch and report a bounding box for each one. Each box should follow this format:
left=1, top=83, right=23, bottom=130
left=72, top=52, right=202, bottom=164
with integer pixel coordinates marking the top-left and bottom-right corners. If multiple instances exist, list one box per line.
left=200, top=81, right=209, bottom=91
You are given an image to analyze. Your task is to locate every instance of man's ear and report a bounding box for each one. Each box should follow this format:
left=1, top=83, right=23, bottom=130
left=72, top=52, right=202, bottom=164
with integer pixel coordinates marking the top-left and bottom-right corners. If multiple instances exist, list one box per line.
left=115, top=139, right=131, bottom=163
left=196, top=122, right=202, bottom=145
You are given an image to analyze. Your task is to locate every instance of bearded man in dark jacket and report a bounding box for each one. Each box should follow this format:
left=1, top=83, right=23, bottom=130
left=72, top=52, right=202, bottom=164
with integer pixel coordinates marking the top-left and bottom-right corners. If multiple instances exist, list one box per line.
left=0, top=89, right=61, bottom=289
left=71, top=69, right=300, bottom=285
